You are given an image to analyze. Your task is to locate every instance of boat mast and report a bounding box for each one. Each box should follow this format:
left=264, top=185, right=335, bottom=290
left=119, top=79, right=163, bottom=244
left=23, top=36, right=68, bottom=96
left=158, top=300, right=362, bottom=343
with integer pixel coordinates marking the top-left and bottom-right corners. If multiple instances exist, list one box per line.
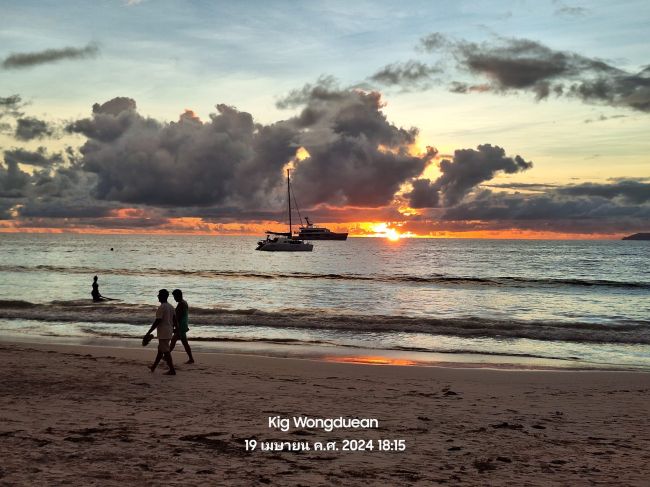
left=287, top=169, right=292, bottom=235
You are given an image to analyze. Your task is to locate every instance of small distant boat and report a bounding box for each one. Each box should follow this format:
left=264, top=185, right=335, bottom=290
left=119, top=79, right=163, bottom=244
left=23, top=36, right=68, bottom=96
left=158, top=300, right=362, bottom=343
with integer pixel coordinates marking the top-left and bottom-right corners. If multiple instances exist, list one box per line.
left=256, top=170, right=313, bottom=252
left=298, top=217, right=348, bottom=241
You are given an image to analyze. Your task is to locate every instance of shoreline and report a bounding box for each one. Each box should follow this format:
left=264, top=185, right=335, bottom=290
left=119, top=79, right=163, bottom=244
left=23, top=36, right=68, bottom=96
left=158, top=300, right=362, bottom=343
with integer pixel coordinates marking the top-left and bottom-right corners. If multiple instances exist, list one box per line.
left=1, top=334, right=645, bottom=372
left=1, top=341, right=648, bottom=485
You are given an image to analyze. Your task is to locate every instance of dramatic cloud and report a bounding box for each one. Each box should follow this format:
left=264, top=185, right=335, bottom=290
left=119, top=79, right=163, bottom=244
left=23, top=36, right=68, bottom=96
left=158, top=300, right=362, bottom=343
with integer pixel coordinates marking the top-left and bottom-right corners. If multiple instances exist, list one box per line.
left=1, top=89, right=646, bottom=237
left=67, top=97, right=139, bottom=142
left=420, top=33, right=650, bottom=112
left=282, top=80, right=436, bottom=206
left=369, top=60, right=441, bottom=90
left=4, top=147, right=63, bottom=168
left=69, top=97, right=300, bottom=207
left=69, top=86, right=434, bottom=210
left=407, top=179, right=441, bottom=208
left=2, top=43, right=99, bottom=69
left=407, top=144, right=532, bottom=208
left=15, top=117, right=55, bottom=140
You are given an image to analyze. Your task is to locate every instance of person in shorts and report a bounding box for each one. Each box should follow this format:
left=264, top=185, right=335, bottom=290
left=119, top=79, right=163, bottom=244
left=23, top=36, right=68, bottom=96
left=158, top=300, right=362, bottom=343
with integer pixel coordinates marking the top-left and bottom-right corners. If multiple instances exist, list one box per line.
left=145, top=289, right=176, bottom=375
left=170, top=289, right=195, bottom=364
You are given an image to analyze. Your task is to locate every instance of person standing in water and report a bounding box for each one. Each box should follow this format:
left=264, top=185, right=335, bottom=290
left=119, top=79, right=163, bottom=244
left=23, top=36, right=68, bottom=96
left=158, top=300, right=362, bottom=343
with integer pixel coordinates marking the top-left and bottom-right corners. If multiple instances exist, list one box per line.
left=91, top=275, right=105, bottom=302
left=145, top=289, right=176, bottom=375
left=170, top=289, right=194, bottom=364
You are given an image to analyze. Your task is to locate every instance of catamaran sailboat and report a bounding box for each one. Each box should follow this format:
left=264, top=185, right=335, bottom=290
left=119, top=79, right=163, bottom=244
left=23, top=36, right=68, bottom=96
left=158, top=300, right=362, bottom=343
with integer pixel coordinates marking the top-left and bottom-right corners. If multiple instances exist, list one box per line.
left=256, top=170, right=313, bottom=252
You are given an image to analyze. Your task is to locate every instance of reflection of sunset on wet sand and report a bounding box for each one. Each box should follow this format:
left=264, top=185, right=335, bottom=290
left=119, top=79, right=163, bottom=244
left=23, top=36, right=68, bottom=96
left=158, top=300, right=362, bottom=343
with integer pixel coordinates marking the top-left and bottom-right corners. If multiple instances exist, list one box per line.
left=324, top=355, right=418, bottom=366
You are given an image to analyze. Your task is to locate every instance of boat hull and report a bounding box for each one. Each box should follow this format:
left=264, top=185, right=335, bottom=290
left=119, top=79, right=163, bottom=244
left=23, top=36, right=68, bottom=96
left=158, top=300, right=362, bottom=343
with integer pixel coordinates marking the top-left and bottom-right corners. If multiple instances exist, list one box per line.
left=256, top=242, right=313, bottom=251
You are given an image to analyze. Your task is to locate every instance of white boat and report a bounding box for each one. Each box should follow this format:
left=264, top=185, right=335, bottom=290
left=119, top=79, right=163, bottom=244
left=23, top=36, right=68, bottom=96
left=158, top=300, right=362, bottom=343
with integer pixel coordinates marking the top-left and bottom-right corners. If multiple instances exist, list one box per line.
left=256, top=170, right=313, bottom=252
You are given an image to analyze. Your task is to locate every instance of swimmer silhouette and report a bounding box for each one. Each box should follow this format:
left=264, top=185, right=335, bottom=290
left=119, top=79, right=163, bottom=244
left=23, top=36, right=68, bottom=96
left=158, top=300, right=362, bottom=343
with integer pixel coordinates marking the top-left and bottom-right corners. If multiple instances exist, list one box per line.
left=91, top=275, right=105, bottom=302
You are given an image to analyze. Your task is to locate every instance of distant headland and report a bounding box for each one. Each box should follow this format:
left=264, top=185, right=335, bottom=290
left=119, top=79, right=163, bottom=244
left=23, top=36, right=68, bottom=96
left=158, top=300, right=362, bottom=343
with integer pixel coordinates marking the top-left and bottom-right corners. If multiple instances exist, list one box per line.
left=622, top=233, right=650, bottom=240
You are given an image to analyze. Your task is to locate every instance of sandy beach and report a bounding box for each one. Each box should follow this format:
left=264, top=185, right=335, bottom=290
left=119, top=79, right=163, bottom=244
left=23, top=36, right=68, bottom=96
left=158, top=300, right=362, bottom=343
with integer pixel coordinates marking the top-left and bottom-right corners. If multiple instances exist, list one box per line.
left=0, top=341, right=648, bottom=486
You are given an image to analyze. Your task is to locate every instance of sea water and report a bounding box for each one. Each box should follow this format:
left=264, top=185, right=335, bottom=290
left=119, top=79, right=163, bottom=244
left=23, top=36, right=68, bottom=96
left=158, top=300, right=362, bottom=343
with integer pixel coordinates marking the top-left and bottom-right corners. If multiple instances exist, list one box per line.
left=0, top=234, right=648, bottom=369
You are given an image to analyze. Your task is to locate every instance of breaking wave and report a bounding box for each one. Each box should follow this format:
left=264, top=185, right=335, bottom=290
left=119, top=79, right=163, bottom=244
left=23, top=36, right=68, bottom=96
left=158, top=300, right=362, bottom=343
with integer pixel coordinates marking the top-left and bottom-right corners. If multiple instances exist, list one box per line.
left=1, top=299, right=648, bottom=345
left=1, top=264, right=649, bottom=290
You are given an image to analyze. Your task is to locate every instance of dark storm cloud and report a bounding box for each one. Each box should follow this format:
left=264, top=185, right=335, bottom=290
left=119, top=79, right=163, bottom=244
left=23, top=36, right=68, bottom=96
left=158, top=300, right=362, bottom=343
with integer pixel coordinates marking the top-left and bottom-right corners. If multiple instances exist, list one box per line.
left=2, top=43, right=99, bottom=69
left=420, top=33, right=650, bottom=112
left=71, top=97, right=300, bottom=207
left=282, top=80, right=436, bottom=207
left=406, top=144, right=532, bottom=208
left=18, top=203, right=112, bottom=219
left=15, top=166, right=114, bottom=221
left=4, top=147, right=63, bottom=168
left=0, top=158, right=30, bottom=198
left=407, top=178, right=440, bottom=208
left=72, top=86, right=434, bottom=209
left=0, top=140, right=109, bottom=222
left=29, top=165, right=97, bottom=199
left=369, top=60, right=441, bottom=90
left=66, top=97, right=140, bottom=142
left=556, top=181, right=650, bottom=204
left=15, top=117, right=55, bottom=140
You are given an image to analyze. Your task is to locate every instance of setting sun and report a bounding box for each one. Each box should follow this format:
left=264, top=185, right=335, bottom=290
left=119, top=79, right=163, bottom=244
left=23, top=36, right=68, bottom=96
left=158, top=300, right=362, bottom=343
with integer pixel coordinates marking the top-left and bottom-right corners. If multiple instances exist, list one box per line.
left=386, top=228, right=400, bottom=241
left=370, top=223, right=401, bottom=240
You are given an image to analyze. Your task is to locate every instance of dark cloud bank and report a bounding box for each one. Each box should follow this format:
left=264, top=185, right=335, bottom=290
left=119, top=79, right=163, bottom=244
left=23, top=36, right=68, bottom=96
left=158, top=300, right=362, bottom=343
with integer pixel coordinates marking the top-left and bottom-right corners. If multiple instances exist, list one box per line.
left=2, top=82, right=648, bottom=235
left=64, top=83, right=434, bottom=210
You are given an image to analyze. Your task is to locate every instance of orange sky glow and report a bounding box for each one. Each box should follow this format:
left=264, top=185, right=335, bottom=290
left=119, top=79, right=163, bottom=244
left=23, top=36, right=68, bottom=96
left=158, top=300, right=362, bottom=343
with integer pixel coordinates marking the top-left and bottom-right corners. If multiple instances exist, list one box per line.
left=0, top=217, right=624, bottom=240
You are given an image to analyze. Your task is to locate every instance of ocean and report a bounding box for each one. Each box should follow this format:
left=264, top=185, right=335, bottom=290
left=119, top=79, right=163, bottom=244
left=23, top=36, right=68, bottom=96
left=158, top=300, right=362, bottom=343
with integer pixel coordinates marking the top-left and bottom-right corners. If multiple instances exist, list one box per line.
left=1, top=233, right=649, bottom=369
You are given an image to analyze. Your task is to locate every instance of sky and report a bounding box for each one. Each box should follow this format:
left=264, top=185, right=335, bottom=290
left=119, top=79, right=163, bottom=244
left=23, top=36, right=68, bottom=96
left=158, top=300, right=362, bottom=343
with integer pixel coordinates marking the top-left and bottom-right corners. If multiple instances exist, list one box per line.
left=1, top=0, right=649, bottom=238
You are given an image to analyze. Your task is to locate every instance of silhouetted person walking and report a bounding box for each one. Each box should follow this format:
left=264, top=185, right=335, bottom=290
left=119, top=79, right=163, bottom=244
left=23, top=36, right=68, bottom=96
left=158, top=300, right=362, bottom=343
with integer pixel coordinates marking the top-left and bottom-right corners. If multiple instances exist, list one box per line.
left=170, top=289, right=194, bottom=364
left=91, top=275, right=105, bottom=302
left=145, top=289, right=176, bottom=375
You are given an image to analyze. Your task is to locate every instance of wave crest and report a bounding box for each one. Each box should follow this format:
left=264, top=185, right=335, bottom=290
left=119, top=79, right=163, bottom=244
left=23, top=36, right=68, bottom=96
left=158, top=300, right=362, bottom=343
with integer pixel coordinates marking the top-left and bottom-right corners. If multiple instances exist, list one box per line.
left=1, top=299, right=648, bottom=345
left=1, top=264, right=648, bottom=290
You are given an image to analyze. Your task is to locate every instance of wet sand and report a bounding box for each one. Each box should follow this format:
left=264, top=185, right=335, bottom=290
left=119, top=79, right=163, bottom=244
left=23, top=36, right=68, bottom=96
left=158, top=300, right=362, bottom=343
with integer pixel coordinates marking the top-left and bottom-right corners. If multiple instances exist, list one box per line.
left=0, top=341, right=648, bottom=486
